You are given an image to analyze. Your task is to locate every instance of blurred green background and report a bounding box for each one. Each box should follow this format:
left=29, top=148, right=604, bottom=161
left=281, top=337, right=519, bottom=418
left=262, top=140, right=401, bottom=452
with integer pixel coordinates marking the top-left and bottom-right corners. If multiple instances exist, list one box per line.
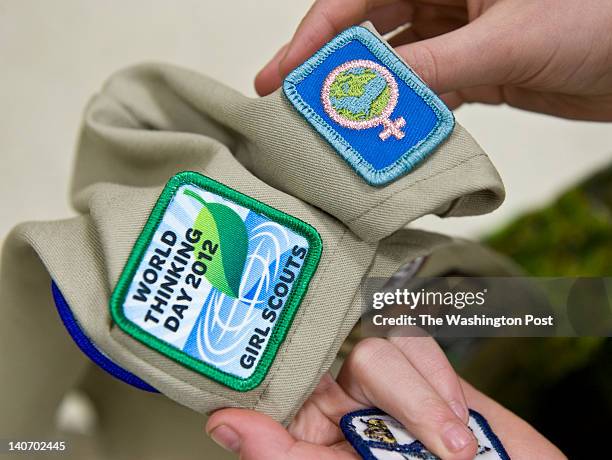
left=457, top=164, right=612, bottom=458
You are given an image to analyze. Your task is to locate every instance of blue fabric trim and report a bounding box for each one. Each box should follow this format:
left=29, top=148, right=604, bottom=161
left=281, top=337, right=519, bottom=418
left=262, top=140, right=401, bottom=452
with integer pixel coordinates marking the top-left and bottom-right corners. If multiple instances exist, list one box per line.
left=283, top=26, right=454, bottom=187
left=340, top=408, right=510, bottom=459
left=51, top=281, right=158, bottom=392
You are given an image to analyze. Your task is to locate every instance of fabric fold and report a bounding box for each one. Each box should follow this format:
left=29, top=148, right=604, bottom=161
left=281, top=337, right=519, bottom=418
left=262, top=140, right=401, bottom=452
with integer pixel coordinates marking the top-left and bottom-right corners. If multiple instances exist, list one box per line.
left=73, top=62, right=504, bottom=242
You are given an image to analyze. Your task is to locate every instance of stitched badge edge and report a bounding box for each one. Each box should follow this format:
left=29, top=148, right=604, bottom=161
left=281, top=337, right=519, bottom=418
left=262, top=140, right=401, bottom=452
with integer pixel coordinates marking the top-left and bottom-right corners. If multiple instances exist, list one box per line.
left=340, top=408, right=511, bottom=460
left=109, top=171, right=323, bottom=392
left=283, top=25, right=455, bottom=187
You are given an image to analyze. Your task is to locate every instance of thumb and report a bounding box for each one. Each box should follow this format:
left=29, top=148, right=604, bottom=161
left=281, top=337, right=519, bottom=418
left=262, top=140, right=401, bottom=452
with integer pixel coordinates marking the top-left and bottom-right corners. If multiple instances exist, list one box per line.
left=206, top=408, right=293, bottom=460
left=206, top=408, right=348, bottom=460
left=396, top=16, right=514, bottom=95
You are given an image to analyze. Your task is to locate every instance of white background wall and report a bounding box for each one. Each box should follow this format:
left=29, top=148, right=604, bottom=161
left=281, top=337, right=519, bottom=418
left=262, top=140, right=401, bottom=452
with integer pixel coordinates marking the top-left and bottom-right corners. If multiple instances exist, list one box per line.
left=1, top=0, right=611, bottom=239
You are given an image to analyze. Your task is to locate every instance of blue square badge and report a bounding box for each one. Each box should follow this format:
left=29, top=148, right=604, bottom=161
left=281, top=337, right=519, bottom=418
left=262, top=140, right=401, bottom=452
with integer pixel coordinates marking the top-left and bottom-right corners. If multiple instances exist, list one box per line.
left=283, top=26, right=454, bottom=186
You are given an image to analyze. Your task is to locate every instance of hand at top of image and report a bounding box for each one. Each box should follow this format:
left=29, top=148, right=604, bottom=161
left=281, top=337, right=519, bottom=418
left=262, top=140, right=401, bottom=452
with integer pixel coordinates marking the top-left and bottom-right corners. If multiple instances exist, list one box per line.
left=255, top=0, right=612, bottom=121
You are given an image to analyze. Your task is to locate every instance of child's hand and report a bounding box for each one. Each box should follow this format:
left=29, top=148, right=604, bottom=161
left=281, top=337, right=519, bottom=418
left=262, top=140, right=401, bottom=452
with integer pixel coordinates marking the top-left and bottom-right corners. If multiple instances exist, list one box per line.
left=256, top=0, right=612, bottom=121
left=207, top=337, right=478, bottom=460
left=206, top=337, right=565, bottom=459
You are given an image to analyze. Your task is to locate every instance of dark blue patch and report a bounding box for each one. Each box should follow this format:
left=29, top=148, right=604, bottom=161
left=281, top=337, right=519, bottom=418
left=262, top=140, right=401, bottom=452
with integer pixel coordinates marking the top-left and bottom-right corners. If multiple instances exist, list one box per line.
left=51, top=281, right=158, bottom=392
left=284, top=26, right=454, bottom=186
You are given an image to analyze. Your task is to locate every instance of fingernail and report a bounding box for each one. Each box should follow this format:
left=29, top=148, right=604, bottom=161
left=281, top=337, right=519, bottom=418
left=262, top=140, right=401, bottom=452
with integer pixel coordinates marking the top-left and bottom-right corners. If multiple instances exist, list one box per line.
left=449, top=400, right=468, bottom=422
left=209, top=425, right=241, bottom=453
left=442, top=422, right=475, bottom=453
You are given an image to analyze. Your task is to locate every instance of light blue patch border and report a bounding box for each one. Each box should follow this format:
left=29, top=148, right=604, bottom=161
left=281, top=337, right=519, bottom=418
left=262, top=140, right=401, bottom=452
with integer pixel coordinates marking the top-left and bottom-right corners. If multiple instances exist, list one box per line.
left=283, top=26, right=455, bottom=187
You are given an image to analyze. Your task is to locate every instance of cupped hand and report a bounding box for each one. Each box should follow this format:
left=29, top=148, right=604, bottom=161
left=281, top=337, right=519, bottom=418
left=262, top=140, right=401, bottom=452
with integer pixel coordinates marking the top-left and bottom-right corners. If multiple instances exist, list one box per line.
left=255, top=0, right=612, bottom=121
left=206, top=336, right=566, bottom=459
left=206, top=337, right=479, bottom=460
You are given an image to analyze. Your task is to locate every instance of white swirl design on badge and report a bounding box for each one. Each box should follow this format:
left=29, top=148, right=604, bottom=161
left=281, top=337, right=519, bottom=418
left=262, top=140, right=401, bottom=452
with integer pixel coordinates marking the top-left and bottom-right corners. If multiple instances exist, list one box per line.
left=194, top=222, right=290, bottom=366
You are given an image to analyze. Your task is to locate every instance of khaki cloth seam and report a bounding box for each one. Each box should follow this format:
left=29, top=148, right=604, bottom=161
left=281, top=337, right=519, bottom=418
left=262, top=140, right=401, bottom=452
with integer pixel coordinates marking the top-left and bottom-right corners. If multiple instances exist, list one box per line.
left=254, top=227, right=351, bottom=412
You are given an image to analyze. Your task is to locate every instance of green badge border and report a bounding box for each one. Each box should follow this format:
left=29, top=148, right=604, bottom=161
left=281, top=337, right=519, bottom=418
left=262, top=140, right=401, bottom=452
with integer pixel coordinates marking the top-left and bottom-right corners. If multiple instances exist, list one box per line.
left=110, top=171, right=323, bottom=392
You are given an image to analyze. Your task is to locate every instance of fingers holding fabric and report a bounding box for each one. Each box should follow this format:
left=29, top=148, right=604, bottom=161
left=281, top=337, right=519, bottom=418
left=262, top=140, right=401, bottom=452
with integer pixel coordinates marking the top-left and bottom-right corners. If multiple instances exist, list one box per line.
left=255, top=0, right=414, bottom=95
left=288, top=372, right=360, bottom=445
left=206, top=408, right=359, bottom=460
left=389, top=336, right=469, bottom=423
left=337, top=338, right=478, bottom=460
left=287, top=337, right=477, bottom=458
left=248, top=337, right=475, bottom=459
left=255, top=0, right=501, bottom=97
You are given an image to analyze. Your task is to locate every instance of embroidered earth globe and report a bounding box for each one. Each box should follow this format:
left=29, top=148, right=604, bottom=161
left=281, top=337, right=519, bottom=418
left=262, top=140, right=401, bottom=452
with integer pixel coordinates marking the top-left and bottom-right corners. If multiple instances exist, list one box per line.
left=321, top=59, right=405, bottom=141
left=327, top=65, right=391, bottom=122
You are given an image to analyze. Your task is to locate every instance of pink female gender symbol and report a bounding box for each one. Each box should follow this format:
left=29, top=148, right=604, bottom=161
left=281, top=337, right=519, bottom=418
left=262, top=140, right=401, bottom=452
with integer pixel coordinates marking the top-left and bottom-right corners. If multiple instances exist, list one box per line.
left=321, top=59, right=406, bottom=141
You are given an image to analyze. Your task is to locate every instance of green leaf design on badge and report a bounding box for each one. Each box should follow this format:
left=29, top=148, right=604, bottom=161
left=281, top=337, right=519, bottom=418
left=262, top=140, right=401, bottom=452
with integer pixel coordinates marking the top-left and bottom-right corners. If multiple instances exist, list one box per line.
left=184, top=189, right=248, bottom=298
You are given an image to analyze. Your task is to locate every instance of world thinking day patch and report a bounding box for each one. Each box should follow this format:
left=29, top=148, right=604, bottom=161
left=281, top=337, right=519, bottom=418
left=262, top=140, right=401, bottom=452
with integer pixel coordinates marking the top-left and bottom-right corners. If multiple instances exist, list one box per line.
left=283, top=26, right=454, bottom=186
left=110, top=172, right=322, bottom=391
